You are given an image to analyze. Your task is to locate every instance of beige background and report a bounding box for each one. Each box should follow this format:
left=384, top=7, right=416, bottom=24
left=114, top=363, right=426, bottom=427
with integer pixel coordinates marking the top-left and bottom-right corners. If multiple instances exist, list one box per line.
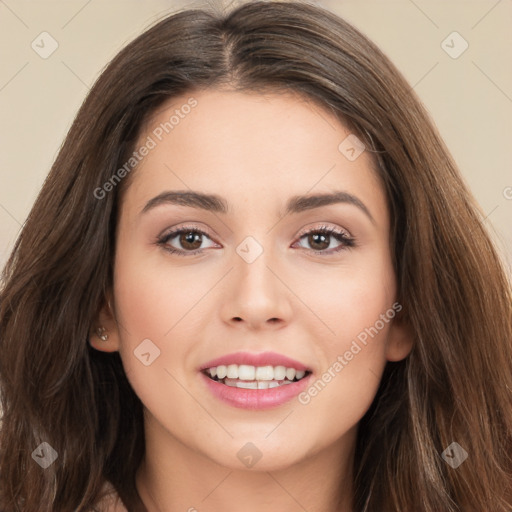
left=1, top=0, right=511, bottom=273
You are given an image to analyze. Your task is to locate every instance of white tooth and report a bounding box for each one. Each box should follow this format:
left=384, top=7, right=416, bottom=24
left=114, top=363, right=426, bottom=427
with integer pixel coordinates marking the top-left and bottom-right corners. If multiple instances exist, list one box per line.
left=273, top=365, right=286, bottom=380
left=268, top=381, right=280, bottom=388
left=238, top=365, right=256, bottom=380
left=236, top=380, right=258, bottom=389
left=257, top=381, right=270, bottom=389
left=227, top=364, right=238, bottom=379
left=255, top=365, right=274, bottom=380
left=209, top=363, right=306, bottom=382
left=216, top=365, right=227, bottom=379
left=285, top=368, right=296, bottom=380
left=282, top=380, right=293, bottom=385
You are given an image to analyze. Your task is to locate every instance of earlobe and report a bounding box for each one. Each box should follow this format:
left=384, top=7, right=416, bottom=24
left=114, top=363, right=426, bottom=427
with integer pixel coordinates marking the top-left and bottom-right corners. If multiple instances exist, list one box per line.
left=89, top=325, right=118, bottom=353
left=89, top=296, right=121, bottom=353
left=385, top=318, right=414, bottom=362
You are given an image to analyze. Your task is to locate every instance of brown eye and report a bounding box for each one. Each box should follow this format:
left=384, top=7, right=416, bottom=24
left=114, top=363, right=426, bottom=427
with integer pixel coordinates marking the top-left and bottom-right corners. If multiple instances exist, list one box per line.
left=157, top=227, right=218, bottom=255
left=294, top=226, right=355, bottom=254
left=307, top=232, right=330, bottom=251
left=179, top=231, right=203, bottom=250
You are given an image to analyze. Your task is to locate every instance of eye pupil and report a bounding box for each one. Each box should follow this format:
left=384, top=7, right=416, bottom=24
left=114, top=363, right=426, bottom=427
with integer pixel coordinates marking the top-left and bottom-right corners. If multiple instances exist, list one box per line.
left=309, top=233, right=329, bottom=250
left=180, top=231, right=202, bottom=250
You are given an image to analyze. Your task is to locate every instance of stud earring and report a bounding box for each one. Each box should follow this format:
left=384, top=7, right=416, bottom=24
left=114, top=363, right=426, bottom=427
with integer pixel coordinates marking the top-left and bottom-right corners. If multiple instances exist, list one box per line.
left=96, top=326, right=109, bottom=341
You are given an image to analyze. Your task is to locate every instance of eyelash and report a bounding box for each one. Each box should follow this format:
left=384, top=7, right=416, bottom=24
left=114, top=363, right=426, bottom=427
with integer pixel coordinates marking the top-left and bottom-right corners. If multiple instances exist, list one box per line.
left=156, top=224, right=355, bottom=257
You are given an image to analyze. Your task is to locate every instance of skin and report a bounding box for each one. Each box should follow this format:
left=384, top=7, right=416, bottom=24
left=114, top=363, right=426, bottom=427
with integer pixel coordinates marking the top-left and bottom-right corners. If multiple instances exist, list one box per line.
left=91, top=88, right=413, bottom=512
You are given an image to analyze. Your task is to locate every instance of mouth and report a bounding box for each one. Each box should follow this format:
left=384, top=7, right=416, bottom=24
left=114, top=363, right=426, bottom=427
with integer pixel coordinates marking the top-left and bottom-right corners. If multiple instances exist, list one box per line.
left=201, top=364, right=312, bottom=389
left=199, top=351, right=313, bottom=409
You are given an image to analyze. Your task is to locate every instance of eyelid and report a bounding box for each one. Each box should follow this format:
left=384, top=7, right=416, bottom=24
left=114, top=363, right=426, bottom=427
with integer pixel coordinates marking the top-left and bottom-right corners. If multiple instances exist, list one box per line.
left=158, top=222, right=353, bottom=240
left=295, top=223, right=352, bottom=240
left=157, top=223, right=215, bottom=240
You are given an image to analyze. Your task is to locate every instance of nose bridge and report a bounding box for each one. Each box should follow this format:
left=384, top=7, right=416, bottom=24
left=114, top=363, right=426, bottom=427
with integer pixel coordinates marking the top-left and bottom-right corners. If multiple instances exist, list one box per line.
left=235, top=235, right=277, bottom=305
left=221, top=233, right=292, bottom=327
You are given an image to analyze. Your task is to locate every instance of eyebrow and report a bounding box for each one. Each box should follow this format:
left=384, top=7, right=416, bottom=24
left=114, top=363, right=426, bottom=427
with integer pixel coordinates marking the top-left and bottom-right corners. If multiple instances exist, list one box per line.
left=141, top=189, right=374, bottom=223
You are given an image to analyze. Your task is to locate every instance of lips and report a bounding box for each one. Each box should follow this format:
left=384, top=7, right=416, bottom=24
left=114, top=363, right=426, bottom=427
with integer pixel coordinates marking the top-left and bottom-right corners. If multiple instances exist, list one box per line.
left=199, top=351, right=313, bottom=410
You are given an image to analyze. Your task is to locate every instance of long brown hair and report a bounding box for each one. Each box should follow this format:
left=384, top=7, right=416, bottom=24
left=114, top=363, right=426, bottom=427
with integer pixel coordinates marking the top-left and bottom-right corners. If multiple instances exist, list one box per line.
left=1, top=1, right=511, bottom=510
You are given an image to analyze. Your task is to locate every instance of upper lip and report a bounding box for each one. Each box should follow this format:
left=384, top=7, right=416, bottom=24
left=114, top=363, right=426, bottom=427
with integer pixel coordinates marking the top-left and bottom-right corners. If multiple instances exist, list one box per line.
left=199, top=351, right=311, bottom=372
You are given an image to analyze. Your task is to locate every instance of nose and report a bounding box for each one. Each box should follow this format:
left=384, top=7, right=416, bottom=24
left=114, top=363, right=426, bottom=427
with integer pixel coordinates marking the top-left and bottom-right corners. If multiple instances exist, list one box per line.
left=219, top=246, right=293, bottom=331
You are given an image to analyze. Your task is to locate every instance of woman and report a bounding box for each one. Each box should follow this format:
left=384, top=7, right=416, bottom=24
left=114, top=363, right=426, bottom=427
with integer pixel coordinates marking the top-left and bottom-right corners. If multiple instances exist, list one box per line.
left=1, top=1, right=511, bottom=511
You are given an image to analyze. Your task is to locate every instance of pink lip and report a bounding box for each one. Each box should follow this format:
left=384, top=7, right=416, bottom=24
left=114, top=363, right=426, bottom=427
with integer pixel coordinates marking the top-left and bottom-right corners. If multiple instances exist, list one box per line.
left=200, top=371, right=313, bottom=410
left=199, top=351, right=313, bottom=410
left=199, top=351, right=310, bottom=372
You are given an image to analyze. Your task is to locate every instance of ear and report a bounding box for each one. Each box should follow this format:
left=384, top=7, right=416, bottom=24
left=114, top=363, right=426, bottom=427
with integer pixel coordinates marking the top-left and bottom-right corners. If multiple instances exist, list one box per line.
left=89, top=292, right=121, bottom=353
left=385, top=311, right=414, bottom=362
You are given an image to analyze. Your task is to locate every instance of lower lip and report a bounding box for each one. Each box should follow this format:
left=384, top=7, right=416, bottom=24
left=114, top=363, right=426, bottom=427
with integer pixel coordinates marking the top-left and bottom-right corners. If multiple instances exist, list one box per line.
left=200, top=371, right=313, bottom=410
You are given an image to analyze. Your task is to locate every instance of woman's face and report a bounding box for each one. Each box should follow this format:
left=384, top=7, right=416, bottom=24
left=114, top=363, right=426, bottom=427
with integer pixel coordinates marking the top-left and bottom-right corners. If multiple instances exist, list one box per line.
left=98, top=88, right=411, bottom=471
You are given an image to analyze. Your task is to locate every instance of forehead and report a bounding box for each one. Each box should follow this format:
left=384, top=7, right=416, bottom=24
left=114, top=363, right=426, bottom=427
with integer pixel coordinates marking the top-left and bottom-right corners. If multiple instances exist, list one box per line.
left=123, top=88, right=385, bottom=219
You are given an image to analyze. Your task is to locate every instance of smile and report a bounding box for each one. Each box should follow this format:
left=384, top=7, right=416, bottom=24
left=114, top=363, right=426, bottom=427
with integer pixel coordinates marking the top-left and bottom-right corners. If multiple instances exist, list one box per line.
left=203, top=364, right=310, bottom=389
left=199, top=351, right=313, bottom=409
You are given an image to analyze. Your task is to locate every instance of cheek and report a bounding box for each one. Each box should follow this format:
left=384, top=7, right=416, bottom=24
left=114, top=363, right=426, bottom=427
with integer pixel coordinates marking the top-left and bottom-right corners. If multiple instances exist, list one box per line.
left=292, top=251, right=395, bottom=418
left=111, top=247, right=216, bottom=407
left=297, top=298, right=394, bottom=445
left=289, top=248, right=395, bottom=349
left=113, top=246, right=209, bottom=341
left=111, top=249, right=176, bottom=392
